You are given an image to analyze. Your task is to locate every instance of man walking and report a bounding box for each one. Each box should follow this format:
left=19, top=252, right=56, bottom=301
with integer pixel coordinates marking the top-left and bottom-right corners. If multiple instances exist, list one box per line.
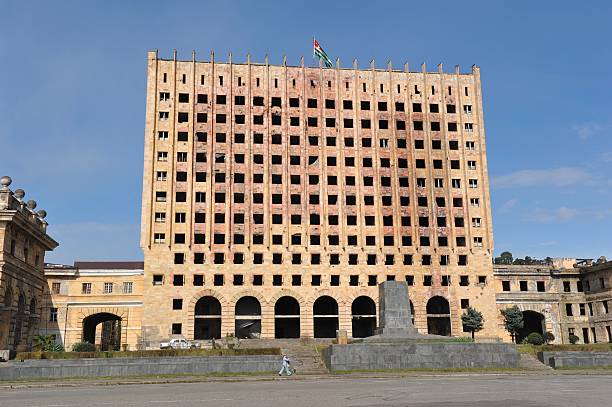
left=278, top=354, right=293, bottom=376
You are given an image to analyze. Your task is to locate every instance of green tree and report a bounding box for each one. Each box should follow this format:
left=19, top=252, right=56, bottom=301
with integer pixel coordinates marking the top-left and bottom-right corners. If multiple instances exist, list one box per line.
left=461, top=307, right=484, bottom=339
left=501, top=306, right=524, bottom=343
left=494, top=251, right=514, bottom=265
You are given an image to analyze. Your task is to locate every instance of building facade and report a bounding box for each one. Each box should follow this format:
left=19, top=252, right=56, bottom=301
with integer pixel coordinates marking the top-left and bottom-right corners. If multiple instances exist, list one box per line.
left=494, top=258, right=612, bottom=344
left=139, top=50, right=497, bottom=344
left=37, top=256, right=612, bottom=350
left=0, top=176, right=58, bottom=358
left=40, top=262, right=144, bottom=351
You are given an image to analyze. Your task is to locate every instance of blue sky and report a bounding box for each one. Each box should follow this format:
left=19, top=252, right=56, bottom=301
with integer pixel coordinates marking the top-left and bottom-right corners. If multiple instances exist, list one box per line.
left=1, top=1, right=610, bottom=264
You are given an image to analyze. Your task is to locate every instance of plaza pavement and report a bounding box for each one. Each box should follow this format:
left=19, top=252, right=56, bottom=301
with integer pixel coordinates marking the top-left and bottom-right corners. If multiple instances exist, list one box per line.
left=1, top=374, right=611, bottom=406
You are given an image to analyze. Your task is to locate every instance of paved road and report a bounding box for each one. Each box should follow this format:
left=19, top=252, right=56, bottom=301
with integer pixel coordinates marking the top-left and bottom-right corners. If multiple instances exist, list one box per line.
left=1, top=374, right=610, bottom=406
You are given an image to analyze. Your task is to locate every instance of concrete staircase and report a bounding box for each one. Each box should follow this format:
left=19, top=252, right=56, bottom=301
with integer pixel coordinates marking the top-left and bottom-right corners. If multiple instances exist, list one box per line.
left=238, top=339, right=331, bottom=374
left=519, top=353, right=554, bottom=371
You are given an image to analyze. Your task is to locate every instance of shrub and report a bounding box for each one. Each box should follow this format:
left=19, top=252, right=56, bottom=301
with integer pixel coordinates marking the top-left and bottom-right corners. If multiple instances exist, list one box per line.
left=569, top=334, right=580, bottom=344
left=33, top=335, right=64, bottom=352
left=72, top=341, right=96, bottom=352
left=450, top=336, right=474, bottom=342
left=543, top=331, right=555, bottom=344
left=524, top=332, right=544, bottom=345
left=14, top=347, right=281, bottom=360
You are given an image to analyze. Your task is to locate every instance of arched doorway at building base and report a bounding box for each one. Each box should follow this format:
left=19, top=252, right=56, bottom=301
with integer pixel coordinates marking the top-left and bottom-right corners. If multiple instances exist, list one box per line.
left=426, top=296, right=451, bottom=336
left=235, top=296, right=262, bottom=339
left=82, top=313, right=122, bottom=351
left=275, top=296, right=300, bottom=338
left=517, top=310, right=545, bottom=343
left=351, top=296, right=376, bottom=338
left=194, top=296, right=222, bottom=339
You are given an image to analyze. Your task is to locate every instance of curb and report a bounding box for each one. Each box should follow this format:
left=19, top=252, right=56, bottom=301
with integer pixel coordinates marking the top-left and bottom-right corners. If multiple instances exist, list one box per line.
left=3, top=369, right=612, bottom=389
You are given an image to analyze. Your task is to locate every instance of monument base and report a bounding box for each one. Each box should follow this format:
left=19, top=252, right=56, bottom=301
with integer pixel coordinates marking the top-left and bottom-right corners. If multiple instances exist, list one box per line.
left=363, top=327, right=449, bottom=342
left=322, top=342, right=520, bottom=371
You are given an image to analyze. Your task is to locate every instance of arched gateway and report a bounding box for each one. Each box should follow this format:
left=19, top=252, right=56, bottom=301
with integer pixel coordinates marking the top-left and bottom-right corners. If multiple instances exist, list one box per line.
left=194, top=296, right=222, bottom=339
left=517, top=310, right=545, bottom=343
left=274, top=296, right=300, bottom=338
left=426, top=296, right=451, bottom=336
left=82, top=313, right=122, bottom=351
left=351, top=296, right=376, bottom=338
left=235, top=296, right=261, bottom=339
left=313, top=296, right=339, bottom=338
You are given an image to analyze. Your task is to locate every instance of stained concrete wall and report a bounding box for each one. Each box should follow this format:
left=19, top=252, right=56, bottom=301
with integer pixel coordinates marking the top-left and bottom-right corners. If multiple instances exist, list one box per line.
left=323, top=342, right=519, bottom=371
left=538, top=351, right=612, bottom=369
left=0, top=355, right=279, bottom=380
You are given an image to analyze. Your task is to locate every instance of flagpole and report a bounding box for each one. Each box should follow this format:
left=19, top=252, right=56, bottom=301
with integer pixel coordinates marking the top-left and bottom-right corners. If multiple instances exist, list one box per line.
left=312, top=36, right=315, bottom=66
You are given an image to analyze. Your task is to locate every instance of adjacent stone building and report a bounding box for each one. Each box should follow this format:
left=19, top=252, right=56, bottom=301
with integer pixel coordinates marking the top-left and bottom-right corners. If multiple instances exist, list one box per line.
left=40, top=262, right=144, bottom=351
left=0, top=176, right=58, bottom=358
left=139, top=50, right=497, bottom=344
left=494, top=258, right=612, bottom=344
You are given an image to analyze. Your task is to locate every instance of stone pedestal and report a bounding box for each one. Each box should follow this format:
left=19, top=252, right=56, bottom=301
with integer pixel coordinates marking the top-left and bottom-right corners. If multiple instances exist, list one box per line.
left=336, top=329, right=348, bottom=345
left=375, top=280, right=420, bottom=338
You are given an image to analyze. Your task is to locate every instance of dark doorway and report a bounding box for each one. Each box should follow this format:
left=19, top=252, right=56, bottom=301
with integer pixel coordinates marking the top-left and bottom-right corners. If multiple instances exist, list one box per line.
left=516, top=310, right=545, bottom=343
left=194, top=296, right=222, bottom=339
left=582, top=327, right=590, bottom=344
left=426, top=296, right=451, bottom=336
left=352, top=296, right=376, bottom=338
left=275, top=296, right=300, bottom=338
left=235, top=296, right=261, bottom=339
left=82, top=313, right=122, bottom=351
left=11, top=294, right=26, bottom=349
left=313, top=296, right=339, bottom=338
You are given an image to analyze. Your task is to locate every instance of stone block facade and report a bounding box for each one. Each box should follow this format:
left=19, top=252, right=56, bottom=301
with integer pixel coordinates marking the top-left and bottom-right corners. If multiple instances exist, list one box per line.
left=0, top=176, right=58, bottom=355
left=494, top=259, right=612, bottom=344
left=40, top=262, right=144, bottom=351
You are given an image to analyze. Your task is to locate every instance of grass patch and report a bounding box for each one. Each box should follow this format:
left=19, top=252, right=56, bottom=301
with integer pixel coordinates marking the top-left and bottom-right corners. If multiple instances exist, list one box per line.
left=14, top=347, right=281, bottom=360
left=0, top=371, right=279, bottom=384
left=517, top=343, right=612, bottom=356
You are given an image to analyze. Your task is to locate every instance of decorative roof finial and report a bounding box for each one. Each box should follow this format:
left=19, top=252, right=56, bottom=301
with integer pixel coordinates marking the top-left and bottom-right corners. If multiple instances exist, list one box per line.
left=0, top=176, right=12, bottom=190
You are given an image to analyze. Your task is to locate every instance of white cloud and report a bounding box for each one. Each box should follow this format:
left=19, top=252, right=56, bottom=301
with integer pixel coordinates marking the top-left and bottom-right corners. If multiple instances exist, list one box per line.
left=573, top=123, right=612, bottom=140
left=491, top=167, right=591, bottom=188
left=499, top=198, right=518, bottom=212
left=522, top=207, right=612, bottom=223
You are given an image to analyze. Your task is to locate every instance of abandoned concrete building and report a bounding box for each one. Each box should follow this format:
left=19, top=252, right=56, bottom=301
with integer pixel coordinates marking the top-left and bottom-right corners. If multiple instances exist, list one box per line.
left=0, top=176, right=58, bottom=358
left=6, top=51, right=611, bottom=353
left=494, top=258, right=612, bottom=344
left=138, top=50, right=498, bottom=345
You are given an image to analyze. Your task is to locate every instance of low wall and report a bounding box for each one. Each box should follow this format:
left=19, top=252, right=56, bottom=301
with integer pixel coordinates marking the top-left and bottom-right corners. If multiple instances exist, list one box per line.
left=538, top=351, right=612, bottom=369
left=0, top=355, right=280, bottom=380
left=323, top=342, right=519, bottom=371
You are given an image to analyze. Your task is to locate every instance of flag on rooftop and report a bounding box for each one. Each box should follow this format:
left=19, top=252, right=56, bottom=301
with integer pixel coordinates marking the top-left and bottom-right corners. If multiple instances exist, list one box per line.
left=313, top=38, right=333, bottom=68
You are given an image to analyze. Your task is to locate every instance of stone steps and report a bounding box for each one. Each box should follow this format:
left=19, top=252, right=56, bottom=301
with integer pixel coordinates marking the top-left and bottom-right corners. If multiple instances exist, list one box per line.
left=236, top=339, right=330, bottom=374
left=519, top=353, right=553, bottom=371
